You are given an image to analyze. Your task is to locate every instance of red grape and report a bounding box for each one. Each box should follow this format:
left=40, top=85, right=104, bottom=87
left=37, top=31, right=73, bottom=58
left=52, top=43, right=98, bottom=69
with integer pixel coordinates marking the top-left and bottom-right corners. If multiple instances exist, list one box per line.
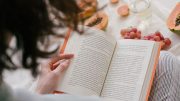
left=155, top=31, right=164, bottom=40
left=129, top=32, right=136, bottom=39
left=153, top=36, right=161, bottom=41
left=136, top=33, right=141, bottom=39
left=120, top=28, right=171, bottom=50
left=120, top=27, right=141, bottom=39
left=142, top=31, right=171, bottom=49
left=131, top=28, right=137, bottom=33
left=164, top=38, right=171, bottom=46
left=124, top=35, right=130, bottom=39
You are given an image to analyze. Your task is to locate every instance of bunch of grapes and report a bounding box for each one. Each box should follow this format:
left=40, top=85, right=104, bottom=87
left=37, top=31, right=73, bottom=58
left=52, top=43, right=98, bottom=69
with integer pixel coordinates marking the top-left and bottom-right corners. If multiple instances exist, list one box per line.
left=120, top=28, right=172, bottom=49
left=143, top=31, right=171, bottom=49
left=120, top=27, right=141, bottom=39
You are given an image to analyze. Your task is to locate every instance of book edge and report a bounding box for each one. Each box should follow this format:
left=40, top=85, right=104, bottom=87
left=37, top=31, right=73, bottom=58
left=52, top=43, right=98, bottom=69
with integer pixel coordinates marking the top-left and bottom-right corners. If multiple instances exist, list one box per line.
left=145, top=43, right=162, bottom=101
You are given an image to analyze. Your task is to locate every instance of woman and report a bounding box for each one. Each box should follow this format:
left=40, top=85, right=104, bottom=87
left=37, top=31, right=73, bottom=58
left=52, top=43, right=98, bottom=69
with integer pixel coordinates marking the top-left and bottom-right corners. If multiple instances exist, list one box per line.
left=0, top=0, right=99, bottom=100
left=0, top=0, right=180, bottom=101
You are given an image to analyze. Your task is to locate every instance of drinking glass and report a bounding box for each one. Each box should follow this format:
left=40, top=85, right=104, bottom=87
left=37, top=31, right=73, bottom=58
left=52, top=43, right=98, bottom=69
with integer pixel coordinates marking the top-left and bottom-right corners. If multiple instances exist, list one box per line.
left=128, top=0, right=152, bottom=34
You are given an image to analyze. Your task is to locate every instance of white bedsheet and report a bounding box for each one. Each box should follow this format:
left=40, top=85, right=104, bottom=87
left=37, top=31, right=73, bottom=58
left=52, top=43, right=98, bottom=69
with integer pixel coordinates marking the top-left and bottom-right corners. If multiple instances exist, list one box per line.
left=4, top=0, right=180, bottom=89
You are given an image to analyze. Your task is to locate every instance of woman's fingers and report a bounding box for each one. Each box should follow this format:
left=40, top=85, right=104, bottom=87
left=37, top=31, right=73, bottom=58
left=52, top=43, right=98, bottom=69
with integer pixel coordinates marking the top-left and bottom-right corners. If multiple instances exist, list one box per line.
left=48, top=54, right=74, bottom=66
left=52, top=59, right=65, bottom=69
left=50, top=54, right=73, bottom=70
left=53, top=59, right=70, bottom=74
left=52, top=59, right=65, bottom=70
left=59, top=54, right=74, bottom=60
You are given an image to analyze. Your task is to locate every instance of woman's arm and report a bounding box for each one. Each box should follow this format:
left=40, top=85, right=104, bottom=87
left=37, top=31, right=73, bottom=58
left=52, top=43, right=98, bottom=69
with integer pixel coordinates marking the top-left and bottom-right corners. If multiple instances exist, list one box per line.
left=0, top=54, right=101, bottom=101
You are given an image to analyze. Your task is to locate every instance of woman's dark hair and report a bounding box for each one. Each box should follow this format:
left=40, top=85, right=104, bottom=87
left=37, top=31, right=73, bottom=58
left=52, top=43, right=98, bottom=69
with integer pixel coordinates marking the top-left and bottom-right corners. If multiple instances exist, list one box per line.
left=0, top=0, right=81, bottom=79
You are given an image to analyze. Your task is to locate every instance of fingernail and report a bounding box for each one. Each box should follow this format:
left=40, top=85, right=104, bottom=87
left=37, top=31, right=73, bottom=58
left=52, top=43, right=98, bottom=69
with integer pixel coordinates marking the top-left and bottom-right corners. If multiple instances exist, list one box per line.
left=68, top=54, right=74, bottom=56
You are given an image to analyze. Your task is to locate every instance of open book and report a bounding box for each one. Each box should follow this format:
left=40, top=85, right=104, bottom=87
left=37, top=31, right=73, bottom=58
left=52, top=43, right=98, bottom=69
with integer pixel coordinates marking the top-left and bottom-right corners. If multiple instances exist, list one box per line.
left=58, top=27, right=161, bottom=101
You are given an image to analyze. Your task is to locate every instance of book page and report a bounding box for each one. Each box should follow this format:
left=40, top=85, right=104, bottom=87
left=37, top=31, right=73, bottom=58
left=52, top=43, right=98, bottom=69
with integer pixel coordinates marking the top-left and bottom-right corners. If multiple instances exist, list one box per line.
left=101, top=40, right=155, bottom=101
left=58, top=27, right=116, bottom=96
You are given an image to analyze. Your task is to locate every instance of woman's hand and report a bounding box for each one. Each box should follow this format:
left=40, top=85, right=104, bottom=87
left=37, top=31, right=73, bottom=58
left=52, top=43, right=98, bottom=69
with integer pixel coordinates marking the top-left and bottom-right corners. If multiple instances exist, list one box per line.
left=36, top=54, right=74, bottom=94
